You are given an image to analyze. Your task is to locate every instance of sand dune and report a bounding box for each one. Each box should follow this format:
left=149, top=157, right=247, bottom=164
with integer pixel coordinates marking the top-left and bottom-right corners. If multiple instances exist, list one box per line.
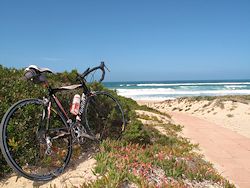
left=138, top=96, right=250, bottom=139
left=137, top=96, right=250, bottom=187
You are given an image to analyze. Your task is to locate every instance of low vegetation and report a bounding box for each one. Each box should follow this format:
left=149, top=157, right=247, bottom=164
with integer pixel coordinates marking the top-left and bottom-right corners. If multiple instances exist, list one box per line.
left=0, top=65, right=235, bottom=187
left=83, top=117, right=234, bottom=187
left=182, top=95, right=250, bottom=105
left=136, top=113, right=164, bottom=124
left=226, top=114, right=234, bottom=118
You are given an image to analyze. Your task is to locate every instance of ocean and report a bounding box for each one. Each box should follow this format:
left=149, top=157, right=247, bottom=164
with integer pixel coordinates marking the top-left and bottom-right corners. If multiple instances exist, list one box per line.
left=104, top=80, right=250, bottom=101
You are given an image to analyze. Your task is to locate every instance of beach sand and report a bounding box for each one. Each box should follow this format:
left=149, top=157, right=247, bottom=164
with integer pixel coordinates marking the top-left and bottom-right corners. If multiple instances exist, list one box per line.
left=137, top=96, right=250, bottom=187
left=0, top=149, right=97, bottom=188
left=137, top=97, right=250, bottom=139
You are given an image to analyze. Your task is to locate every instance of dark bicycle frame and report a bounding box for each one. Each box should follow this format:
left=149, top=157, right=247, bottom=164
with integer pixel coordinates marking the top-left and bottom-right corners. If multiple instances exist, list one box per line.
left=40, top=62, right=107, bottom=137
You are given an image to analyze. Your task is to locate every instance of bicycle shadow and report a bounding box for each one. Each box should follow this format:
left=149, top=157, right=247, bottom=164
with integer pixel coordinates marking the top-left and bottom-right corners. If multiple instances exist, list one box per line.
left=34, top=145, right=98, bottom=187
left=0, top=145, right=98, bottom=188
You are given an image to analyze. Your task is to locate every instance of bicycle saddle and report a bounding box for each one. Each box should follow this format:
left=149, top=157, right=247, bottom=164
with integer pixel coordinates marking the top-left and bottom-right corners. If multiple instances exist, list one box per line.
left=25, top=65, right=53, bottom=74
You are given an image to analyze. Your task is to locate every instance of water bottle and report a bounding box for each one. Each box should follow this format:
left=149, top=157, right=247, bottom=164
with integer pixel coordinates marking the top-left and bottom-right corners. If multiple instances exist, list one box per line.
left=70, top=94, right=80, bottom=115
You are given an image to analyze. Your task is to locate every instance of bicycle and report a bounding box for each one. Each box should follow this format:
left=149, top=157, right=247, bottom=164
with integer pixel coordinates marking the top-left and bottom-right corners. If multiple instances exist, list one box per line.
left=0, top=62, right=126, bottom=181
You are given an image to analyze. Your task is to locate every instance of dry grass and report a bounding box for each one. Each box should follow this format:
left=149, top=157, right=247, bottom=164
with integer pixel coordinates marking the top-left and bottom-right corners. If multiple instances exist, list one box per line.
left=181, top=95, right=250, bottom=104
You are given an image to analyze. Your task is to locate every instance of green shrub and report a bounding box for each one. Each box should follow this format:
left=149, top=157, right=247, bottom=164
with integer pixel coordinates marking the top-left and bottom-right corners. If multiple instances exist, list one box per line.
left=122, top=120, right=151, bottom=145
left=0, top=66, right=83, bottom=176
left=0, top=65, right=152, bottom=178
left=0, top=65, right=133, bottom=178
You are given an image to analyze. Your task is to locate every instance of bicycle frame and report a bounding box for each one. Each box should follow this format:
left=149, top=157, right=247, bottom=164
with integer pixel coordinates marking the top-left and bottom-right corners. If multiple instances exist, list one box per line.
left=39, top=61, right=107, bottom=126
left=34, top=62, right=110, bottom=140
left=45, top=87, right=77, bottom=121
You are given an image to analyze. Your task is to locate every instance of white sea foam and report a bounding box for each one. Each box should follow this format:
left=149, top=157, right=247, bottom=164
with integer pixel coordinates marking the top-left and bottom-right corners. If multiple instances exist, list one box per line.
left=117, top=88, right=175, bottom=96
left=136, top=82, right=250, bottom=87
left=117, top=88, right=250, bottom=99
left=114, top=81, right=250, bottom=101
left=133, top=96, right=176, bottom=101
left=224, top=85, right=247, bottom=88
left=117, top=88, right=250, bottom=96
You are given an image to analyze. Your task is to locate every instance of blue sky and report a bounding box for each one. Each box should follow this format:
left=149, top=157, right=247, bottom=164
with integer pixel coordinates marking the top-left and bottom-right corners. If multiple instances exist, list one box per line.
left=0, top=0, right=249, bottom=81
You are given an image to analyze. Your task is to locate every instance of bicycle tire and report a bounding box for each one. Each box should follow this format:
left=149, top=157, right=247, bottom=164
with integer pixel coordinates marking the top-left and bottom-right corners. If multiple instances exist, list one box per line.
left=0, top=98, right=72, bottom=181
left=84, top=91, right=126, bottom=140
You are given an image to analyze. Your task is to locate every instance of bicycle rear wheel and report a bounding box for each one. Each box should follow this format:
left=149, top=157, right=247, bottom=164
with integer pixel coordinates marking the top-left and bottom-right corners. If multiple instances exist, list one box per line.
left=0, top=99, right=72, bottom=181
left=84, top=91, right=126, bottom=140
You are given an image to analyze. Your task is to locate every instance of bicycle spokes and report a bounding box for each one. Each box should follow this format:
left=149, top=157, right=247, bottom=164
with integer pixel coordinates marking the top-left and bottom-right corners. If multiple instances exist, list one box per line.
left=2, top=99, right=72, bottom=180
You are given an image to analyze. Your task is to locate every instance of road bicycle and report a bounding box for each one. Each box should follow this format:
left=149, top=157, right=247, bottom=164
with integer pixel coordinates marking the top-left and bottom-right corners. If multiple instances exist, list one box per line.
left=0, top=62, right=126, bottom=181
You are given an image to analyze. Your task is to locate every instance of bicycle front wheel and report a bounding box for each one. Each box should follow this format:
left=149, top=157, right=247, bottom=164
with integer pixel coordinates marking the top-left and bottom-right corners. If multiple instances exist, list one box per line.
left=0, top=99, right=72, bottom=181
left=84, top=91, right=126, bottom=140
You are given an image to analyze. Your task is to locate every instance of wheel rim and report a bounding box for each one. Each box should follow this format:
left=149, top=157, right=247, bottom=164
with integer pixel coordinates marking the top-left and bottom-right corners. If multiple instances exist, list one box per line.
left=2, top=99, right=72, bottom=180
left=85, top=92, right=125, bottom=140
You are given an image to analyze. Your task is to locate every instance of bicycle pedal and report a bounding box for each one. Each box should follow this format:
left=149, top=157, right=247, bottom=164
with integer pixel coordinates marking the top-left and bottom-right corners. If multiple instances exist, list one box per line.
left=80, top=132, right=95, bottom=140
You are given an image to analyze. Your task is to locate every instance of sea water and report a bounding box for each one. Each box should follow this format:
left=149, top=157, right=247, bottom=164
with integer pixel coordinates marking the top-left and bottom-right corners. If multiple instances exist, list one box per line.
left=104, top=80, right=250, bottom=101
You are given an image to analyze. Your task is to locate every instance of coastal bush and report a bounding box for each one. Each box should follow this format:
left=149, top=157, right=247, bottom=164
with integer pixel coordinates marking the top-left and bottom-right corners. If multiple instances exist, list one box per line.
left=227, top=114, right=234, bottom=118
left=0, top=66, right=83, bottom=176
left=136, top=113, right=164, bottom=124
left=183, top=95, right=250, bottom=105
left=86, top=124, right=234, bottom=187
left=0, top=65, right=235, bottom=187
left=0, top=65, right=153, bottom=178
left=122, top=120, right=151, bottom=145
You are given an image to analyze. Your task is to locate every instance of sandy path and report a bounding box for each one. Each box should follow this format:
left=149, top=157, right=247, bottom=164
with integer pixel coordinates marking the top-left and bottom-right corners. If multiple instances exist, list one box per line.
left=170, top=112, right=250, bottom=188
left=147, top=99, right=250, bottom=139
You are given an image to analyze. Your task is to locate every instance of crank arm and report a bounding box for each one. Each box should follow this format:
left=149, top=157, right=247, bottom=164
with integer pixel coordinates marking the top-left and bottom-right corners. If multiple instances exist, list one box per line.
left=51, top=132, right=71, bottom=140
left=48, top=128, right=70, bottom=140
left=79, top=132, right=97, bottom=141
